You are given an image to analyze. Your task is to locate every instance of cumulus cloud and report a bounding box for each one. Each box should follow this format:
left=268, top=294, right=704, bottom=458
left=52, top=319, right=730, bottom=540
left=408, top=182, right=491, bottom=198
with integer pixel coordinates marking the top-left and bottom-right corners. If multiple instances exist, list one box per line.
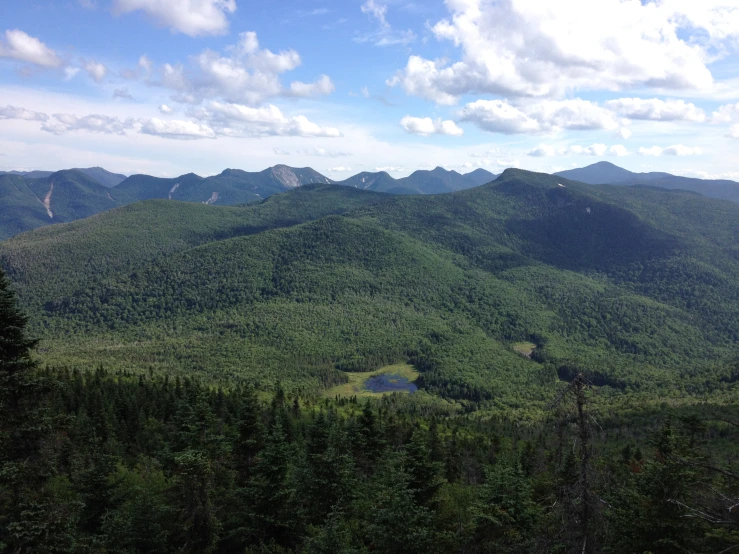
left=609, top=144, right=630, bottom=156
left=616, top=127, right=632, bottom=140
left=527, top=145, right=557, bottom=157
left=711, top=102, right=739, bottom=123
left=84, top=60, right=107, bottom=82
left=289, top=74, right=335, bottom=97
left=639, top=144, right=703, bottom=156
left=159, top=104, right=174, bottom=114
left=0, top=105, right=49, bottom=121
left=458, top=99, right=618, bottom=134
left=140, top=118, right=217, bottom=140
left=41, top=113, right=132, bottom=135
left=0, top=29, right=63, bottom=68
left=568, top=144, right=608, bottom=156
left=606, top=98, right=705, bottom=121
left=150, top=32, right=329, bottom=107
left=729, top=124, right=739, bottom=139
left=194, top=101, right=342, bottom=137
left=400, top=116, right=464, bottom=136
left=387, top=1, right=736, bottom=104
left=327, top=166, right=353, bottom=172
left=113, top=0, right=237, bottom=37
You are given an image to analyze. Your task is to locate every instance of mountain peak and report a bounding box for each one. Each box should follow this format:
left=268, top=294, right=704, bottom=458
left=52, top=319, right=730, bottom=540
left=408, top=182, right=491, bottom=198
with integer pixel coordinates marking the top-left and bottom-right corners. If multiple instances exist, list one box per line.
left=555, top=162, right=635, bottom=185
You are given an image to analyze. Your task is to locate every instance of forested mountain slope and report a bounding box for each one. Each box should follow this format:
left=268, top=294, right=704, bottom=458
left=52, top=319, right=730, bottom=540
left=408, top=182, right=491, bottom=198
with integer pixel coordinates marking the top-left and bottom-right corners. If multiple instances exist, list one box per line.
left=0, top=169, right=121, bottom=240
left=2, top=169, right=738, bottom=414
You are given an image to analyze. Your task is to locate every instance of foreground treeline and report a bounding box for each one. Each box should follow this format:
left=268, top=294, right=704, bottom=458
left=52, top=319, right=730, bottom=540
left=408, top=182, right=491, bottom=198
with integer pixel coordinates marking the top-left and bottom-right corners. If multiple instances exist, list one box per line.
left=2, top=364, right=738, bottom=553
left=2, top=273, right=739, bottom=554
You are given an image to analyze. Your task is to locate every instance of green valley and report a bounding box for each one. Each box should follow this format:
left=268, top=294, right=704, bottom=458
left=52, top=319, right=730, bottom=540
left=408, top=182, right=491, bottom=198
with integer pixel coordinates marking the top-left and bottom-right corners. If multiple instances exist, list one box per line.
left=2, top=169, right=738, bottom=415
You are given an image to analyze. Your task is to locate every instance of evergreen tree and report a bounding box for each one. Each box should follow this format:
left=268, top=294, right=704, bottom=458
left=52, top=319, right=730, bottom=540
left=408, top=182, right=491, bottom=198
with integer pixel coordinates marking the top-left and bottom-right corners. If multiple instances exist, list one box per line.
left=405, top=427, right=445, bottom=508
left=170, top=450, right=221, bottom=554
left=0, top=268, right=68, bottom=553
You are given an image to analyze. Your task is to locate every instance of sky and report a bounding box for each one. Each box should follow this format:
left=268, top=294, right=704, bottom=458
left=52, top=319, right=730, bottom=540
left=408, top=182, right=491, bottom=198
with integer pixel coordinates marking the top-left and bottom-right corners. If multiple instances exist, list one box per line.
left=1, top=0, right=739, bottom=179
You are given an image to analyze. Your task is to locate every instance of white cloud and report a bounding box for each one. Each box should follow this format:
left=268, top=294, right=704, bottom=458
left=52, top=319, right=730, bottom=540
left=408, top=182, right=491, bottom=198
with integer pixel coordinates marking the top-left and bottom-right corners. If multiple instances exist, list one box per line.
left=113, top=0, right=237, bottom=37
left=361, top=0, right=388, bottom=27
left=527, top=143, right=609, bottom=157
left=159, top=104, right=174, bottom=114
left=400, top=116, right=464, bottom=136
left=273, top=148, right=290, bottom=155
left=663, top=145, right=703, bottom=156
left=606, top=98, right=705, bottom=121
left=150, top=32, right=326, bottom=107
left=375, top=166, right=406, bottom=172
left=711, top=102, right=739, bottom=123
left=527, top=145, right=557, bottom=157
left=84, top=60, right=108, bottom=82
left=729, top=124, right=739, bottom=139
left=609, top=144, right=630, bottom=156
left=299, top=147, right=352, bottom=157
left=195, top=102, right=342, bottom=137
left=140, top=118, right=217, bottom=140
left=387, top=1, right=733, bottom=104
left=0, top=29, right=63, bottom=68
left=458, top=99, right=618, bottom=134
left=568, top=143, right=608, bottom=156
left=616, top=127, right=632, bottom=140
left=0, top=105, right=48, bottom=121
left=42, top=113, right=132, bottom=135
left=327, top=166, right=353, bottom=172
left=289, top=75, right=335, bottom=97
left=639, top=144, right=703, bottom=156
left=459, top=100, right=539, bottom=134
left=639, top=146, right=665, bottom=157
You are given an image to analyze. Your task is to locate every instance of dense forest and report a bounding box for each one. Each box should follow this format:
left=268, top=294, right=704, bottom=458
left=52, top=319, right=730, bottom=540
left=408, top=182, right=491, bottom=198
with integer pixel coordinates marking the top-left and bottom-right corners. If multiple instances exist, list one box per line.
left=2, top=169, right=739, bottom=551
left=2, top=171, right=739, bottom=414
left=1, top=268, right=738, bottom=553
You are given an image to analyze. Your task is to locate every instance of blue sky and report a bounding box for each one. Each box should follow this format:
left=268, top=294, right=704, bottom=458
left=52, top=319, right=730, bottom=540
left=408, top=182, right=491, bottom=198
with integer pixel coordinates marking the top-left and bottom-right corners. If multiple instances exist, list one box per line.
left=1, top=0, right=738, bottom=179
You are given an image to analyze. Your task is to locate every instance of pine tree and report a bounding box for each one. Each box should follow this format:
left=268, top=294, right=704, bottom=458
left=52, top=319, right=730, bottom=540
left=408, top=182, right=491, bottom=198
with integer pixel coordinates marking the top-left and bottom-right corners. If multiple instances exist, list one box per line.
left=0, top=268, right=72, bottom=553
left=405, top=427, right=445, bottom=508
left=170, top=450, right=221, bottom=554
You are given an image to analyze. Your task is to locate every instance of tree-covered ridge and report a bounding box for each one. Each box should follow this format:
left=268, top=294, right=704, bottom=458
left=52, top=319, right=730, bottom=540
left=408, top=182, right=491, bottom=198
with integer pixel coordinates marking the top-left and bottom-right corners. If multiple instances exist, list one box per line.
left=0, top=163, right=497, bottom=240
left=1, top=169, right=738, bottom=412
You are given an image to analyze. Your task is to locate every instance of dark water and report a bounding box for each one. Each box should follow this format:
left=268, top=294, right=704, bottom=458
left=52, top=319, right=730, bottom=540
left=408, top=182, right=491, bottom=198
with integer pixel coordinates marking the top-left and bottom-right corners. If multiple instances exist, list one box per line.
left=364, top=373, right=418, bottom=394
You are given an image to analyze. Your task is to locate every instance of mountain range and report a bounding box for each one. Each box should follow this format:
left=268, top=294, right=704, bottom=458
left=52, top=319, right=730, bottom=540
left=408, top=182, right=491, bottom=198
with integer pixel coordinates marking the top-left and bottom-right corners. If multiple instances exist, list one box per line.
left=2, top=160, right=739, bottom=241
left=0, top=165, right=497, bottom=240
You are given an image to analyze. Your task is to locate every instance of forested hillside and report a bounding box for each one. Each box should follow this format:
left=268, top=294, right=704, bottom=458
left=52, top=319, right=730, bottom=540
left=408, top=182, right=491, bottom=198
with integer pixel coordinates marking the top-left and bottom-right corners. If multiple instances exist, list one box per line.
left=2, top=169, right=738, bottom=414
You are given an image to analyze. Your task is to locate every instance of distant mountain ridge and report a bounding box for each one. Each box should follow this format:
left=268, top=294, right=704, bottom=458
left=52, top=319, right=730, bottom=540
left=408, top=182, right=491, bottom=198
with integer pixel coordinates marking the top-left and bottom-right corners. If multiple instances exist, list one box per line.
left=555, top=161, right=739, bottom=203
left=0, top=167, right=127, bottom=187
left=335, top=166, right=497, bottom=194
left=0, top=164, right=497, bottom=240
left=5, top=159, right=739, bottom=242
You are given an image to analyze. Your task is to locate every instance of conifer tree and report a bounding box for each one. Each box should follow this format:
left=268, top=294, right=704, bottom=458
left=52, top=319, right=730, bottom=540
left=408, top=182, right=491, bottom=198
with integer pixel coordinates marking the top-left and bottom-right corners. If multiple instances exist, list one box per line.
left=0, top=268, right=72, bottom=553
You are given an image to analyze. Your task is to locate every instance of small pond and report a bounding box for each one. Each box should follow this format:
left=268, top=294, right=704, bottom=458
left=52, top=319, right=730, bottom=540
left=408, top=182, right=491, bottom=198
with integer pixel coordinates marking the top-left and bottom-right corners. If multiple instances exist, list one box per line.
left=363, top=373, right=418, bottom=394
